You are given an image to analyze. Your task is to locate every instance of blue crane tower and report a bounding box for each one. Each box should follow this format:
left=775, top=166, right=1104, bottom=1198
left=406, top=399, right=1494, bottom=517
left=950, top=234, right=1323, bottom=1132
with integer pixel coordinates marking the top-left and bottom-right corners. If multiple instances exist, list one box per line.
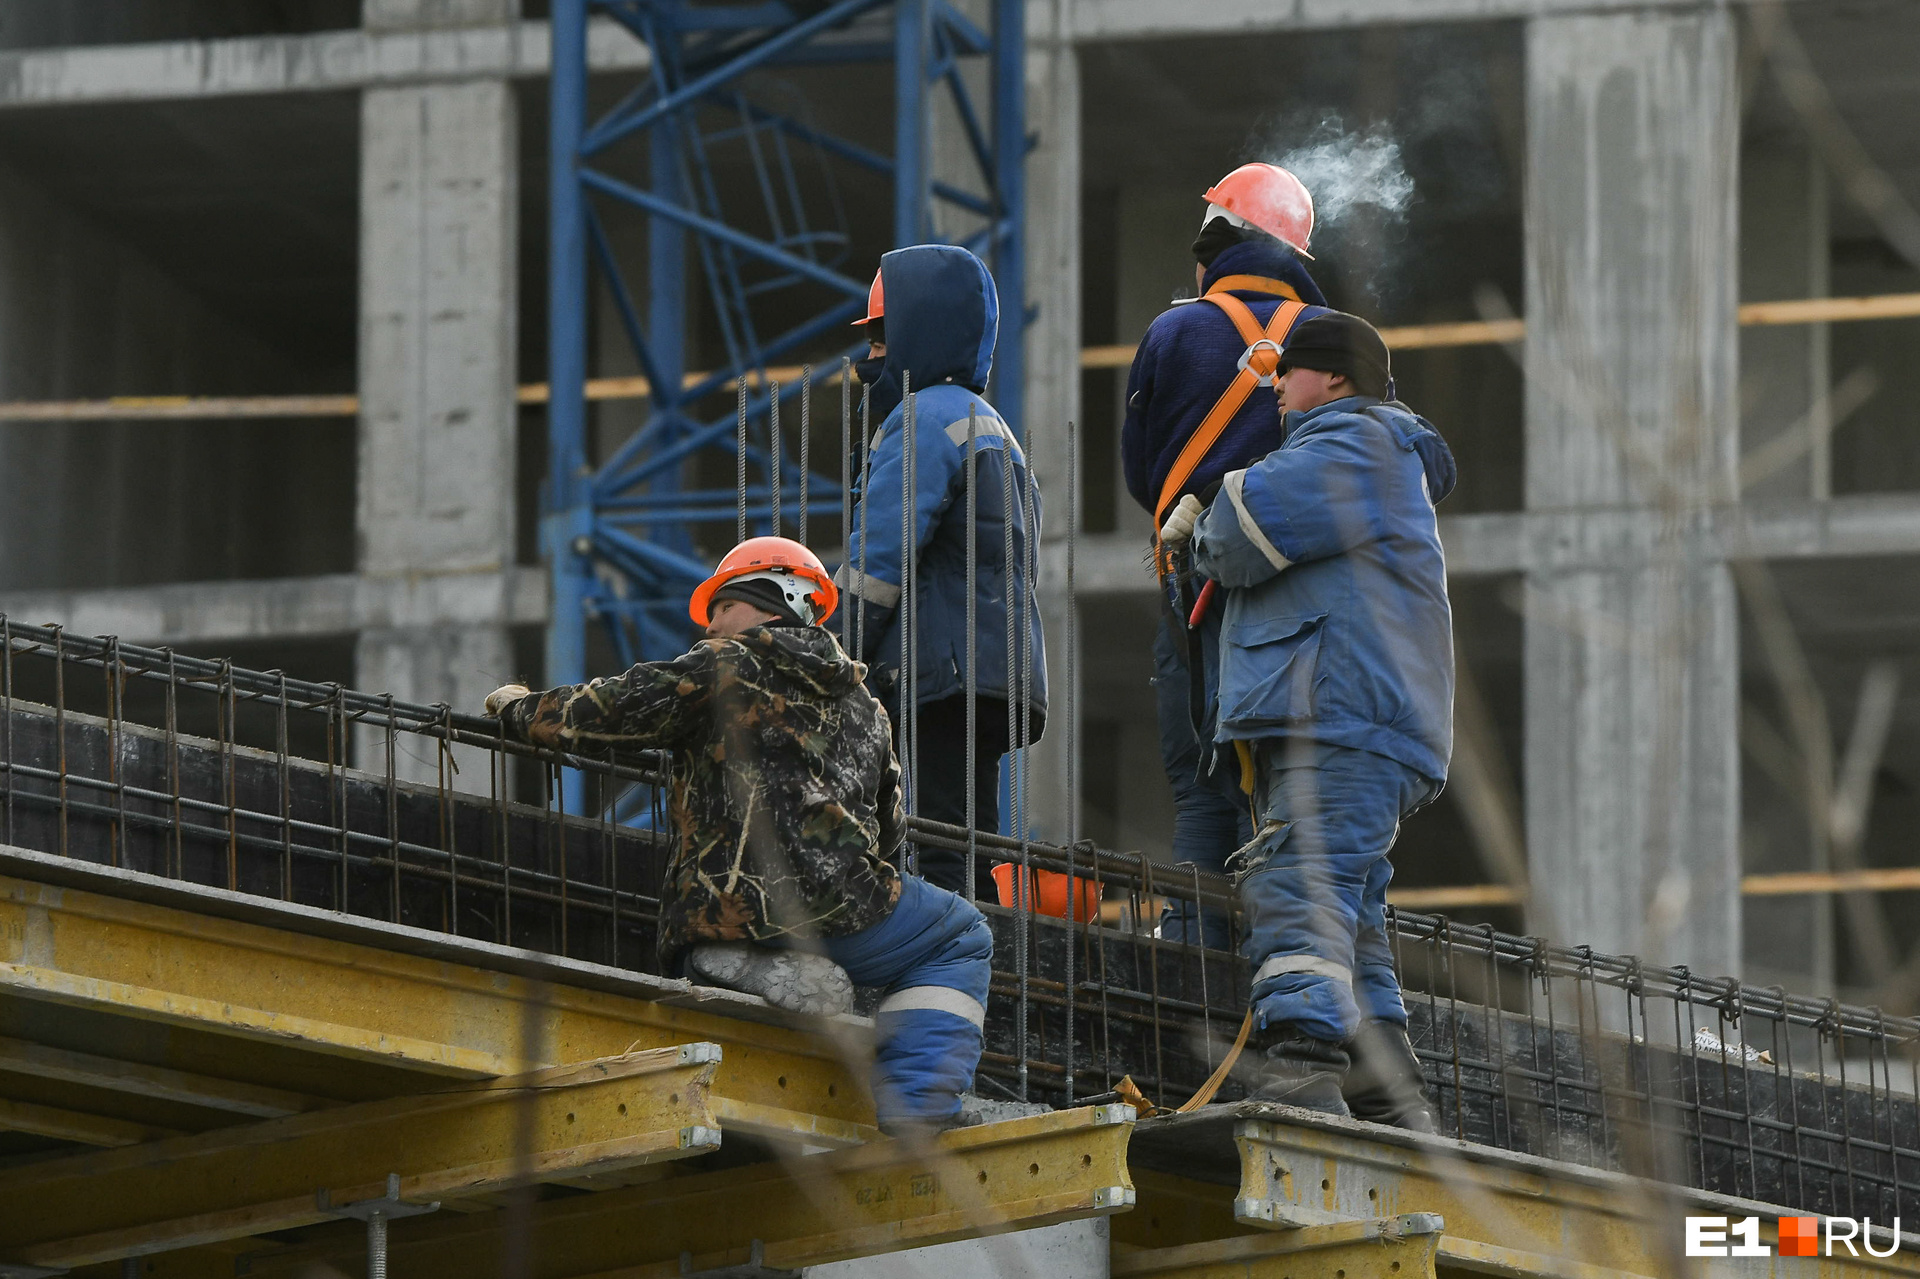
left=542, top=0, right=1029, bottom=718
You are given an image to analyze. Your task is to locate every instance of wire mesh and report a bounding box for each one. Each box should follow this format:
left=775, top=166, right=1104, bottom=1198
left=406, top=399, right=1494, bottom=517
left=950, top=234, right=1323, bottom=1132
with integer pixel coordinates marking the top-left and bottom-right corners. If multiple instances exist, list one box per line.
left=3, top=613, right=1917, bottom=1217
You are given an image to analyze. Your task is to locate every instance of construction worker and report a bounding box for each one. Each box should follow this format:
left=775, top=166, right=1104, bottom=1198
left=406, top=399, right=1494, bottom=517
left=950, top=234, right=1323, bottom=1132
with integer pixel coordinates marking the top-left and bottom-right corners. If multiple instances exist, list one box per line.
left=1120, top=163, right=1329, bottom=948
left=838, top=244, right=1046, bottom=899
left=482, top=537, right=992, bottom=1137
left=1158, top=311, right=1456, bottom=1129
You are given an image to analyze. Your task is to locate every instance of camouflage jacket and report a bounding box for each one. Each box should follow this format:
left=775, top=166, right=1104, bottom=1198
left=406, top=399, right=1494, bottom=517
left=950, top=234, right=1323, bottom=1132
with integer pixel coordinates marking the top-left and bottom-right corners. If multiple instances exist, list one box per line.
left=497, top=624, right=904, bottom=965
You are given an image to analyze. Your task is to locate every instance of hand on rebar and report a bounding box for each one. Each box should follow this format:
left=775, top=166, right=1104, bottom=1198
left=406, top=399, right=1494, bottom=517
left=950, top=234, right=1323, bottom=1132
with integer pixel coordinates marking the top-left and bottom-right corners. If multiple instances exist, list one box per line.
left=1158, top=493, right=1206, bottom=546
left=483, top=684, right=531, bottom=717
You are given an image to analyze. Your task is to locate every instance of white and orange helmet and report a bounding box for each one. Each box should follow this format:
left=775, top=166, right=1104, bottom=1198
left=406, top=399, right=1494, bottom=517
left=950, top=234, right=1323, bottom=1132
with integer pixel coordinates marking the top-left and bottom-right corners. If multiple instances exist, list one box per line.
left=1201, top=163, right=1315, bottom=258
left=689, top=536, right=839, bottom=627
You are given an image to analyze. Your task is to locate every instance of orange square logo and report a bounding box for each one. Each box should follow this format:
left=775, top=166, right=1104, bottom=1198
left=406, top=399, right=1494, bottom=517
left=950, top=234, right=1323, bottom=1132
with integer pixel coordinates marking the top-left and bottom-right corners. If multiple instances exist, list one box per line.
left=1778, top=1217, right=1821, bottom=1257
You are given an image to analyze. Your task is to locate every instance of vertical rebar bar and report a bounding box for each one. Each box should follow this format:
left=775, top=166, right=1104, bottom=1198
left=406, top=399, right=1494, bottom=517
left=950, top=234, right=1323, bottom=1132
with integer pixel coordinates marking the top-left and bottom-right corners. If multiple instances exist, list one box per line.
left=900, top=372, right=915, bottom=836
left=1020, top=424, right=1040, bottom=1099
left=221, top=659, right=238, bottom=889
left=840, top=359, right=853, bottom=650
left=1002, top=446, right=1024, bottom=1097
left=105, top=637, right=124, bottom=868
left=52, top=626, right=68, bottom=859
left=1064, top=416, right=1079, bottom=1101
left=441, top=709, right=460, bottom=936
left=328, top=684, right=346, bottom=910
left=385, top=693, right=401, bottom=922
left=799, top=364, right=812, bottom=542
left=769, top=377, right=782, bottom=534
left=737, top=380, right=749, bottom=544
left=857, top=386, right=872, bottom=658
left=278, top=672, right=293, bottom=898
left=965, top=407, right=978, bottom=901
left=0, top=618, right=12, bottom=848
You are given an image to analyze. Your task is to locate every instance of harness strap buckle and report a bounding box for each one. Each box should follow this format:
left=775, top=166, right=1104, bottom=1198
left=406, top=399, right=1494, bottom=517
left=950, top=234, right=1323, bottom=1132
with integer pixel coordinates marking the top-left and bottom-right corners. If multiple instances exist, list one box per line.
left=1236, top=337, right=1285, bottom=388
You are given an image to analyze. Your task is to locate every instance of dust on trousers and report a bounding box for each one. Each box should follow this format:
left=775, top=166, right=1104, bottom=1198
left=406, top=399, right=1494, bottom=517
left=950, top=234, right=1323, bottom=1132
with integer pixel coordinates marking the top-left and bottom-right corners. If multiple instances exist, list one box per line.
left=1235, top=740, right=1440, bottom=1044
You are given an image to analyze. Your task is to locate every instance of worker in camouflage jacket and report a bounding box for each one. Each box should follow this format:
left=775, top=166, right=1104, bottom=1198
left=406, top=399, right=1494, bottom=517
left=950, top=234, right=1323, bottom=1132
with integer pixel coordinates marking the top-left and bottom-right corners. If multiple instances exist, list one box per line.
left=484, top=537, right=992, bottom=1137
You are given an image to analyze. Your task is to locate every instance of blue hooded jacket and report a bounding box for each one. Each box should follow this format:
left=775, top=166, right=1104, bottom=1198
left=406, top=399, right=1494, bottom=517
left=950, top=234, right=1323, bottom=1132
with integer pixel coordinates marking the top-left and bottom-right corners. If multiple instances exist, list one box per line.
left=837, top=245, right=1048, bottom=726
left=1121, top=239, right=1329, bottom=517
left=1189, top=395, right=1457, bottom=781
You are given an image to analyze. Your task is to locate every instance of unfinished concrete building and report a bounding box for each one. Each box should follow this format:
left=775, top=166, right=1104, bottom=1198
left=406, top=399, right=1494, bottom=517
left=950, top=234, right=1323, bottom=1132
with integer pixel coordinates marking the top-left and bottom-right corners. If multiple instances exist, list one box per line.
left=3, top=2, right=1920, bottom=1275
left=5, top=0, right=1918, bottom=994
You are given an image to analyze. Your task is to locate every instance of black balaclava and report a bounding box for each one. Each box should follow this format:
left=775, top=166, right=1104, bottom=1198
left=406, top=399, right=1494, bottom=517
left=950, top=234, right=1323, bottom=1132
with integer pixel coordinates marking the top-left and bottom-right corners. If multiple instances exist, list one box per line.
left=853, top=317, right=886, bottom=389
left=709, top=577, right=804, bottom=626
left=1191, top=216, right=1259, bottom=269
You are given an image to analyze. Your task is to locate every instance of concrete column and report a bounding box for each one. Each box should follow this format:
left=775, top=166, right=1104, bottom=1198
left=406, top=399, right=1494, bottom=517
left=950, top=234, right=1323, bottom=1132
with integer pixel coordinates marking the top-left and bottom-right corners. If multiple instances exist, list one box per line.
left=1522, top=8, right=1742, bottom=973
left=1021, top=5, right=1082, bottom=841
left=354, top=0, right=521, bottom=782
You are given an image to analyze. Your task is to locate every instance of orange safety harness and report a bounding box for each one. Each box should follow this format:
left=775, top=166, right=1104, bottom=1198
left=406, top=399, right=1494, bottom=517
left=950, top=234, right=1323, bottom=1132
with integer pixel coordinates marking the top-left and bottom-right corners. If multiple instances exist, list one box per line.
left=1150, top=279, right=1312, bottom=804
left=1150, top=282, right=1310, bottom=574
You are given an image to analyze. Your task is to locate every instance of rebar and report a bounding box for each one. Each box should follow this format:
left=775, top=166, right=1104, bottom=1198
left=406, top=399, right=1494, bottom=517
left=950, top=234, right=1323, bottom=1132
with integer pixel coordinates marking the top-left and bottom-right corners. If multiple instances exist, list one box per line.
left=769, top=377, right=781, bottom=533
left=965, top=407, right=979, bottom=902
left=2, top=611, right=1917, bottom=1222
left=736, top=380, right=749, bottom=543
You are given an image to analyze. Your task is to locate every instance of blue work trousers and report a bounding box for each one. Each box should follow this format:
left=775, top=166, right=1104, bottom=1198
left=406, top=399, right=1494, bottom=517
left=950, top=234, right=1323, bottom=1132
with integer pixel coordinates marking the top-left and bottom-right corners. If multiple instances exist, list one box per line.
left=1151, top=613, right=1251, bottom=949
left=821, top=874, right=993, bottom=1126
left=1238, top=740, right=1440, bottom=1043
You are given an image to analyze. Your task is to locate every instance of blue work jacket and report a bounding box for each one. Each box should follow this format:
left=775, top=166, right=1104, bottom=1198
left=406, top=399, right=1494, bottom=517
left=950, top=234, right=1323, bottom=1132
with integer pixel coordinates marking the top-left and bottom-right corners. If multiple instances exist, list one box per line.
left=838, top=245, right=1048, bottom=726
left=1121, top=239, right=1329, bottom=516
left=1189, top=396, right=1456, bottom=781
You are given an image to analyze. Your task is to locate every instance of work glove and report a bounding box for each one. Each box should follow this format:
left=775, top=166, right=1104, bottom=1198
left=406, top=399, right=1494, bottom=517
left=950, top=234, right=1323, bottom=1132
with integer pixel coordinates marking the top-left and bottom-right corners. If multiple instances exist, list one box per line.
left=482, top=684, right=531, bottom=718
left=1158, top=493, right=1206, bottom=546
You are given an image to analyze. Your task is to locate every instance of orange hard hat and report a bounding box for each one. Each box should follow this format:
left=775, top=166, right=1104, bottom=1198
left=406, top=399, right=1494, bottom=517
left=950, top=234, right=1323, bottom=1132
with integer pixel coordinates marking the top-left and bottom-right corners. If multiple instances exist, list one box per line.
left=688, top=536, right=839, bottom=627
left=1202, top=163, right=1315, bottom=257
left=850, top=269, right=884, bottom=326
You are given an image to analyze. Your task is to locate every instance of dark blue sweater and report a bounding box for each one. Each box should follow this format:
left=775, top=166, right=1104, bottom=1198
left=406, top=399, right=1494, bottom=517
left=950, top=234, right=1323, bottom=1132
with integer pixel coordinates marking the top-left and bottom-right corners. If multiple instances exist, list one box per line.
left=1120, top=240, right=1328, bottom=516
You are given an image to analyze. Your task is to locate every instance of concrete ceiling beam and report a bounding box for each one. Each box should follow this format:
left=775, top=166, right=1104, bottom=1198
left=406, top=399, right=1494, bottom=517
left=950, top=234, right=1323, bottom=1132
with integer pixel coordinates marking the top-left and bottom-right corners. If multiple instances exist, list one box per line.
left=0, top=18, right=649, bottom=109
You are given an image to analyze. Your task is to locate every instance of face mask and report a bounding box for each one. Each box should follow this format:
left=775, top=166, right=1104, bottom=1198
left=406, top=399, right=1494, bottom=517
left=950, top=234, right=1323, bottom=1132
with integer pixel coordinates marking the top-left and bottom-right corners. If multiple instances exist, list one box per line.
left=854, top=355, right=887, bottom=386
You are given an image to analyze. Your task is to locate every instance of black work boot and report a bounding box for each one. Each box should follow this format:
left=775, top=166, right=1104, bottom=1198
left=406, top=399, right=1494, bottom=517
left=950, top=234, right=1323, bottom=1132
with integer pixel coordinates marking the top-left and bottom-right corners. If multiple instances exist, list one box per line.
left=1342, top=1020, right=1437, bottom=1132
left=1249, top=1029, right=1352, bottom=1117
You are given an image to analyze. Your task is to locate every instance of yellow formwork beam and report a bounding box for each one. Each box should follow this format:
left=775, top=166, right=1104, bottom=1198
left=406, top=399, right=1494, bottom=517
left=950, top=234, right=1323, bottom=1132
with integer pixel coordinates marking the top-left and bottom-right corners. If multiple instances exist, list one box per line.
left=1232, top=1115, right=1920, bottom=1279
left=0, top=1034, right=324, bottom=1118
left=0, top=870, right=875, bottom=1144
left=1115, top=1215, right=1444, bottom=1279
left=0, top=1095, right=180, bottom=1147
left=0, top=1044, right=723, bottom=1271
left=194, top=1104, right=1137, bottom=1279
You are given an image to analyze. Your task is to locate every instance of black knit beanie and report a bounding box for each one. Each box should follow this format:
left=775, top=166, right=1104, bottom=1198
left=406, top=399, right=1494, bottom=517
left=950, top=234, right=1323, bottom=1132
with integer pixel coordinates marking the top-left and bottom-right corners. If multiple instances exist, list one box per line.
left=710, top=577, right=804, bottom=625
left=1278, top=311, right=1394, bottom=400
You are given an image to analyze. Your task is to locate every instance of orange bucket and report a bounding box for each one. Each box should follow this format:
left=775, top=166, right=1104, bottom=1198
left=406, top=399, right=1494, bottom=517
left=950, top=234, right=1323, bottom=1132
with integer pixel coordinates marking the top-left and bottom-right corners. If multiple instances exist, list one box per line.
left=990, top=863, right=1103, bottom=921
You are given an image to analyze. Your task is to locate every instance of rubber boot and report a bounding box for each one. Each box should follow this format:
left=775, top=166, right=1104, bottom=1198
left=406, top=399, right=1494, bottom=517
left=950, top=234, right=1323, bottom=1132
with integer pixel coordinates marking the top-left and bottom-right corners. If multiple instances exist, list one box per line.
left=686, top=942, right=854, bottom=1017
left=1342, top=1020, right=1437, bottom=1132
left=1249, top=1029, right=1352, bottom=1116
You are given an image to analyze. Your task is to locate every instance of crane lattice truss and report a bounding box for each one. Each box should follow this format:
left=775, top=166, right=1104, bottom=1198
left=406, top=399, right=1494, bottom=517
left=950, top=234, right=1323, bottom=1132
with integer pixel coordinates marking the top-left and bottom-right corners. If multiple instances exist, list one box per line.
left=543, top=0, right=1028, bottom=689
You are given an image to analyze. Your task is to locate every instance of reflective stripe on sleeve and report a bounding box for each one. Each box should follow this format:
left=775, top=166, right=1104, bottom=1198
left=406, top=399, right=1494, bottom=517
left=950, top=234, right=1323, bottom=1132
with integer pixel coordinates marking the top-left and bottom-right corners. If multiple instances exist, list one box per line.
left=943, top=416, right=1025, bottom=463
left=1223, top=469, right=1292, bottom=573
left=832, top=563, right=902, bottom=608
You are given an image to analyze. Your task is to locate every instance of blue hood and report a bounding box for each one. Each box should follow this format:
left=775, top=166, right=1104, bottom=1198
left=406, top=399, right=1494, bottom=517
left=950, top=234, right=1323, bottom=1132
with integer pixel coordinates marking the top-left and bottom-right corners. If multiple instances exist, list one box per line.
left=1287, top=396, right=1459, bottom=505
left=879, top=244, right=999, bottom=396
left=1202, top=239, right=1327, bottom=308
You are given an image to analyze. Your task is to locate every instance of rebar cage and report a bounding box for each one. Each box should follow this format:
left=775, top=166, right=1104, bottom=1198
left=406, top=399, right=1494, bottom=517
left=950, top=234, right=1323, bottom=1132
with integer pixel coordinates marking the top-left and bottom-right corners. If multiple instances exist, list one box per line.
left=4, top=615, right=1918, bottom=1221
